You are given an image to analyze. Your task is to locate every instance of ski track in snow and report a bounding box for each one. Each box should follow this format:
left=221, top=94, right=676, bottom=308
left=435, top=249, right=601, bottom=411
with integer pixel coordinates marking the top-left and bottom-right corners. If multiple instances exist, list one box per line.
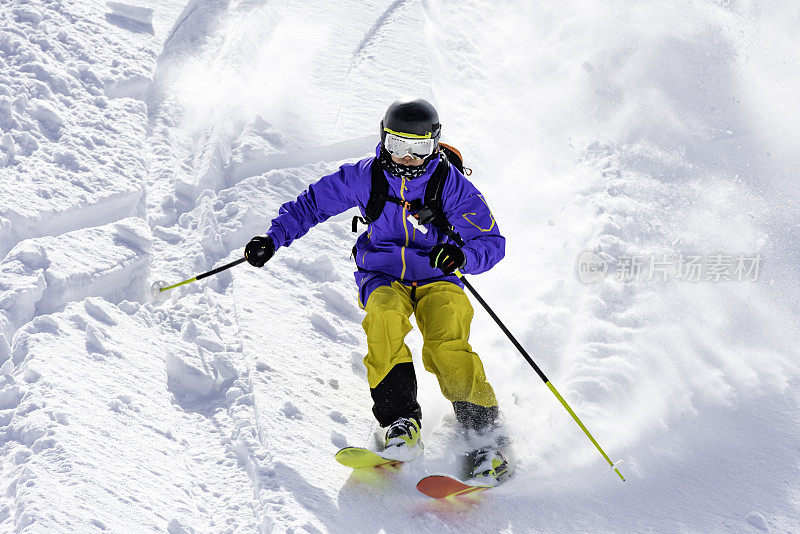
left=0, top=0, right=799, bottom=532
left=349, top=0, right=413, bottom=70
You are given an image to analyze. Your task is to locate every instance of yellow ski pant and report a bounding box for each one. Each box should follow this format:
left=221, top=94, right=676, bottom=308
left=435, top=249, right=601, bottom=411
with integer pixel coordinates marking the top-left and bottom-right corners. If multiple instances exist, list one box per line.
left=362, top=281, right=498, bottom=408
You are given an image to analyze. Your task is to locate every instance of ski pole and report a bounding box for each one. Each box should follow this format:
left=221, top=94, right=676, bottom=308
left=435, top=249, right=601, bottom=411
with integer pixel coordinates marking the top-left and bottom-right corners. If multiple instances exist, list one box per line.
left=455, top=269, right=625, bottom=482
left=152, top=257, right=247, bottom=296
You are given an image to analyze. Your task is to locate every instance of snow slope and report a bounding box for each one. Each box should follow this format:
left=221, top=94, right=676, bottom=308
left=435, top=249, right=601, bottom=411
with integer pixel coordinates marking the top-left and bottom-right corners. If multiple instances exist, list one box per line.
left=1, top=0, right=799, bottom=532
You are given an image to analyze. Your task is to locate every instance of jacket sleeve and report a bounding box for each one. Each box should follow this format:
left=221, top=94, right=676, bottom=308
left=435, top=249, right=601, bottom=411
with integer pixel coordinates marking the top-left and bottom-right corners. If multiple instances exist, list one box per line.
left=441, top=170, right=506, bottom=275
left=266, top=163, right=362, bottom=249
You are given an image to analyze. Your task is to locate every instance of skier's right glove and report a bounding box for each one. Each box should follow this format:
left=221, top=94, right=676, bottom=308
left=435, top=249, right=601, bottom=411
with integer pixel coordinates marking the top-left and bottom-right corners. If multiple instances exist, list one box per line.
left=244, top=235, right=275, bottom=267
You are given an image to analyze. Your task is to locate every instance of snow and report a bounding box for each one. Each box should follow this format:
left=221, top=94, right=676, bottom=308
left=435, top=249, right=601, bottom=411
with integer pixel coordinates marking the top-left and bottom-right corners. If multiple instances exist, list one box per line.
left=0, top=0, right=799, bottom=532
left=106, top=2, right=155, bottom=29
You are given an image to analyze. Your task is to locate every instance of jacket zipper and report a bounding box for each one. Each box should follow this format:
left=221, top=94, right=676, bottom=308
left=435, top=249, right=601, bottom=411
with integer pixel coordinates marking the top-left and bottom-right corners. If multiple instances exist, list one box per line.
left=400, top=176, right=409, bottom=280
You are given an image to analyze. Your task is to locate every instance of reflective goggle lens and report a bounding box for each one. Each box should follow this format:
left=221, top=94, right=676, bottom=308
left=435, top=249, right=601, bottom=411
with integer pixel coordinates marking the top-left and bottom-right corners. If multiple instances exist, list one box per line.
left=383, top=133, right=435, bottom=159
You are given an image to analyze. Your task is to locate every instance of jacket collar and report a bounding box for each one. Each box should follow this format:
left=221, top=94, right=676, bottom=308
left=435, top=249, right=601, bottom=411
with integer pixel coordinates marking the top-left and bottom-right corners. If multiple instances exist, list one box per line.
left=374, top=143, right=441, bottom=194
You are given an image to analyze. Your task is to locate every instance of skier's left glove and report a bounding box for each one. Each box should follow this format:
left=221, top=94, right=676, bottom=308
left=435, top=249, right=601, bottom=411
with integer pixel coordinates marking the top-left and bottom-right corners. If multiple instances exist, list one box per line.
left=429, top=243, right=465, bottom=274
left=245, top=235, right=275, bottom=267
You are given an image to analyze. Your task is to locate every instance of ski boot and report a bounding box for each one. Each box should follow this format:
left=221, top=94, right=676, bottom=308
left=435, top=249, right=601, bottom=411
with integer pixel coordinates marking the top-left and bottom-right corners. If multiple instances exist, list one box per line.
left=466, top=446, right=511, bottom=486
left=382, top=417, right=423, bottom=462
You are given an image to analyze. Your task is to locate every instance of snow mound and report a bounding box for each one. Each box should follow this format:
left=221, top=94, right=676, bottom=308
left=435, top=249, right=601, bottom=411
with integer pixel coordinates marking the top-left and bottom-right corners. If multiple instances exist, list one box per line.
left=106, top=2, right=154, bottom=28
left=0, top=217, right=152, bottom=357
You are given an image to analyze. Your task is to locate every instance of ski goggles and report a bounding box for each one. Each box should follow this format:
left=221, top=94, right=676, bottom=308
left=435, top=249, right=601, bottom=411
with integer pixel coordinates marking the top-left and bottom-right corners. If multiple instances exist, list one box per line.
left=383, top=131, right=436, bottom=159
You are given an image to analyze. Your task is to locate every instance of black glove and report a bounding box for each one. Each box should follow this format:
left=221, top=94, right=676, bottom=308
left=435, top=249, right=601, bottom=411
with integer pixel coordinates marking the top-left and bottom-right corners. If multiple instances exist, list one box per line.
left=244, top=235, right=275, bottom=267
left=429, top=243, right=465, bottom=274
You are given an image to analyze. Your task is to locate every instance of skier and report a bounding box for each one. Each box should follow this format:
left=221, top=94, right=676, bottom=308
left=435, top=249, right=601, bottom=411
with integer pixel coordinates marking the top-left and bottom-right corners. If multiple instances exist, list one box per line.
left=244, top=98, right=509, bottom=482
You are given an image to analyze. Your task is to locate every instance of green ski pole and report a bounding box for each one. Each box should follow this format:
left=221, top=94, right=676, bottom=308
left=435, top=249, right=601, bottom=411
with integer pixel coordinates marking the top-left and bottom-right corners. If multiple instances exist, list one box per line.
left=151, top=257, right=247, bottom=299
left=455, top=269, right=625, bottom=482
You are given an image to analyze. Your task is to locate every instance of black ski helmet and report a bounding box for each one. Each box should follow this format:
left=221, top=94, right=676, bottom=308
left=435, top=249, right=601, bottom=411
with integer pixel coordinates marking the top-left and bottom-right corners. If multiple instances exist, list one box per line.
left=380, top=98, right=441, bottom=146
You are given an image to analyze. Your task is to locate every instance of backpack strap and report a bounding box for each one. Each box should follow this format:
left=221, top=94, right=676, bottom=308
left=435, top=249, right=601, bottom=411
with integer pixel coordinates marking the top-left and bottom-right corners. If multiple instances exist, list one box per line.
left=353, top=158, right=425, bottom=232
left=418, top=152, right=465, bottom=246
left=366, top=158, right=389, bottom=221
left=352, top=159, right=390, bottom=232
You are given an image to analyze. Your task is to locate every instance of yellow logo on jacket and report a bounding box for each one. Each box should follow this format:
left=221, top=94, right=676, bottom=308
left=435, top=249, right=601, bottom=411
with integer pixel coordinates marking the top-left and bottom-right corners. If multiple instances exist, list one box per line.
left=461, top=195, right=496, bottom=232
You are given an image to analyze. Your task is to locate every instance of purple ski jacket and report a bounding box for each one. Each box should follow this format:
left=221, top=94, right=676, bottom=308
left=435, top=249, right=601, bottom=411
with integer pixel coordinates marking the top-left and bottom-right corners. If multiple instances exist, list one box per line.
left=266, top=145, right=505, bottom=305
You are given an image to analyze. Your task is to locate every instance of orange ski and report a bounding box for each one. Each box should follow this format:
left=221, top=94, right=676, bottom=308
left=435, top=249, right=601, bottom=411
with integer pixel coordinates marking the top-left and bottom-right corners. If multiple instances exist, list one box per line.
left=416, top=474, right=494, bottom=499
